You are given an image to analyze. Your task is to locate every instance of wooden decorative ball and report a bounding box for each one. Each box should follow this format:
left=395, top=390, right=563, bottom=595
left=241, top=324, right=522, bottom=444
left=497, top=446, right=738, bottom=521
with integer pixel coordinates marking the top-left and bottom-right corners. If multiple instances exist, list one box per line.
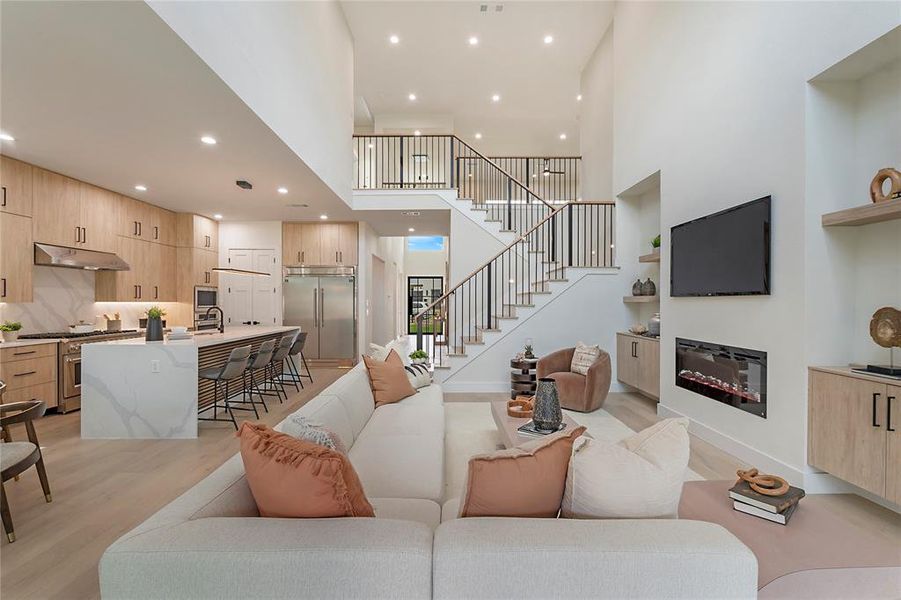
left=869, top=307, right=901, bottom=349
left=869, top=168, right=901, bottom=203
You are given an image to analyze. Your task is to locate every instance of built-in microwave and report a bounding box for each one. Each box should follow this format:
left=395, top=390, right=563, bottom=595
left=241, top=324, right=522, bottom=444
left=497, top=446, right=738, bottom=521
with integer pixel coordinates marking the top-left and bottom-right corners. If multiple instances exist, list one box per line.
left=194, top=286, right=218, bottom=310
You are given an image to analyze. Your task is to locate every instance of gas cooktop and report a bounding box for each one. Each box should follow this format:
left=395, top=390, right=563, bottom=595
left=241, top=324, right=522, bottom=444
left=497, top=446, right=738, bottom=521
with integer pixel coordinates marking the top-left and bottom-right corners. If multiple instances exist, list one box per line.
left=18, top=330, right=138, bottom=340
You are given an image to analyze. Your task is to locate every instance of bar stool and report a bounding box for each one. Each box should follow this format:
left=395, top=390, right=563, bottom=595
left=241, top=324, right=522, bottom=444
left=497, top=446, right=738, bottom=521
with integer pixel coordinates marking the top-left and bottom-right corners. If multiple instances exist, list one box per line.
left=1, top=397, right=52, bottom=543
left=266, top=335, right=296, bottom=402
left=198, top=345, right=252, bottom=430
left=284, top=332, right=313, bottom=389
left=241, top=339, right=278, bottom=415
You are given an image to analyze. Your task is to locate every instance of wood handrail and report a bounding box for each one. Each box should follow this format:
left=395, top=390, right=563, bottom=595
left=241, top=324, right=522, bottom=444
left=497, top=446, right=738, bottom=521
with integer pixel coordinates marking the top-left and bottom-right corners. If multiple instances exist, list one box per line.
left=413, top=201, right=614, bottom=321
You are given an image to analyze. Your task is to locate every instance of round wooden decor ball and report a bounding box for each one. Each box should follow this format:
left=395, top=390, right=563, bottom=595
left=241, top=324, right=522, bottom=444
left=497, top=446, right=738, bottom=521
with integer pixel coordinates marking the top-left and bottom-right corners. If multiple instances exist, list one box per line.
left=869, top=307, right=901, bottom=349
left=869, top=168, right=901, bottom=203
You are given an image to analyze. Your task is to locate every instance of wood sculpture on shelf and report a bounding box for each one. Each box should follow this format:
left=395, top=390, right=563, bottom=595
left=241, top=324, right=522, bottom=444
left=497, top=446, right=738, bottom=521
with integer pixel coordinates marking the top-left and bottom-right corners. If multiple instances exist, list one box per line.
left=736, top=468, right=789, bottom=497
left=869, top=167, right=901, bottom=203
left=869, top=306, right=901, bottom=348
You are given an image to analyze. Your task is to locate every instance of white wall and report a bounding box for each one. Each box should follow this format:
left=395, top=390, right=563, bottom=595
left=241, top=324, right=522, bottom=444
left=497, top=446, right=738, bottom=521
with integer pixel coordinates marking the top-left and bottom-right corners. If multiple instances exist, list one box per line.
left=602, top=1, right=899, bottom=483
left=579, top=23, right=614, bottom=201
left=149, top=0, right=354, bottom=205
left=217, top=221, right=284, bottom=325
left=448, top=209, right=506, bottom=287
left=357, top=223, right=406, bottom=356
left=404, top=246, right=447, bottom=277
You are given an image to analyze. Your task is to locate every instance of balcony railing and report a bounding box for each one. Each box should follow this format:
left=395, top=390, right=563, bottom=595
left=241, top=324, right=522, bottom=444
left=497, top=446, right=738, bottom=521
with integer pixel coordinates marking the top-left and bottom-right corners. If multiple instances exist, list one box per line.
left=489, top=156, right=581, bottom=204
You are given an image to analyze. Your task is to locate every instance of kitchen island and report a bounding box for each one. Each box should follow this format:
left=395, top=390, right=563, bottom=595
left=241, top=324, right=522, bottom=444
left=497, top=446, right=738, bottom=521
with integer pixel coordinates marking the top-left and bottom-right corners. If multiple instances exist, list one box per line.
left=81, top=326, right=299, bottom=439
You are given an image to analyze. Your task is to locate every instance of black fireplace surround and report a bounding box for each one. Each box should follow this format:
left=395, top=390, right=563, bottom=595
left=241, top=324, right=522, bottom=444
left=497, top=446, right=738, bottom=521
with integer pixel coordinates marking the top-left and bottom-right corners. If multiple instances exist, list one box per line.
left=675, top=338, right=767, bottom=419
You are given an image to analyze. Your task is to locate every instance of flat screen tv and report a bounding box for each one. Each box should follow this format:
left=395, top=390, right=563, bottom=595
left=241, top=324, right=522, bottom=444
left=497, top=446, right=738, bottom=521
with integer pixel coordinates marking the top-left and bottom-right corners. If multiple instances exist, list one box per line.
left=670, top=196, right=771, bottom=297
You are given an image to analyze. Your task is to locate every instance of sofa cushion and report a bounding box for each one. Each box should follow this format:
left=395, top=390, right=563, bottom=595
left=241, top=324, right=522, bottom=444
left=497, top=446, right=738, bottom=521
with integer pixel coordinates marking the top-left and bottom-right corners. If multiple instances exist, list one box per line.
left=323, top=363, right=376, bottom=440
left=364, top=350, right=417, bottom=408
left=285, top=393, right=355, bottom=449
left=349, top=433, right=445, bottom=502
left=370, top=498, right=441, bottom=529
left=238, top=422, right=374, bottom=518
left=441, top=498, right=460, bottom=523
left=459, top=425, right=586, bottom=518
left=562, top=418, right=690, bottom=519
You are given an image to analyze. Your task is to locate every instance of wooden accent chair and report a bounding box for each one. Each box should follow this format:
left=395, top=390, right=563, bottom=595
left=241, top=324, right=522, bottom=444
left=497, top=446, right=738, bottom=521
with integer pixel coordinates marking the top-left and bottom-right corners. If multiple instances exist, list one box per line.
left=537, top=347, right=612, bottom=412
left=1, top=397, right=53, bottom=543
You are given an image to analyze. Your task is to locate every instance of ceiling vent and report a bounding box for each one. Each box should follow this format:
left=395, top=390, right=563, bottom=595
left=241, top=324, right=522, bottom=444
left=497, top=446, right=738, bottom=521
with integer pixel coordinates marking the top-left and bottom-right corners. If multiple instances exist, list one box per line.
left=495, top=4, right=504, bottom=11
left=236, top=180, right=253, bottom=190
left=402, top=211, right=421, bottom=217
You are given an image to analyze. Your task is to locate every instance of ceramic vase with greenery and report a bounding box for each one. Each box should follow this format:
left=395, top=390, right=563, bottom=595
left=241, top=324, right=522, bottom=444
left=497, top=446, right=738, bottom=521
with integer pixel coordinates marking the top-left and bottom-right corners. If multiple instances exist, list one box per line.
left=409, top=349, right=429, bottom=365
left=145, top=307, right=166, bottom=342
left=0, top=321, right=23, bottom=343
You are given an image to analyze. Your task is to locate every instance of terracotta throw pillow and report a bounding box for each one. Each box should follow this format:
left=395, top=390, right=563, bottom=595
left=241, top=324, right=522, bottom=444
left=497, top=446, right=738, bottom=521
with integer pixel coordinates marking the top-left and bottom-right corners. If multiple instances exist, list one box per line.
left=237, top=422, right=374, bottom=518
left=459, top=425, right=587, bottom=518
left=363, top=349, right=416, bottom=408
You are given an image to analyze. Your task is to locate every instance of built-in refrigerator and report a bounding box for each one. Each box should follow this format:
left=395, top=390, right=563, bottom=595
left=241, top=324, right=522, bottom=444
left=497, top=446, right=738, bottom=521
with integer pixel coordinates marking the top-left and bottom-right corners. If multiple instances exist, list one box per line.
left=283, top=266, right=356, bottom=360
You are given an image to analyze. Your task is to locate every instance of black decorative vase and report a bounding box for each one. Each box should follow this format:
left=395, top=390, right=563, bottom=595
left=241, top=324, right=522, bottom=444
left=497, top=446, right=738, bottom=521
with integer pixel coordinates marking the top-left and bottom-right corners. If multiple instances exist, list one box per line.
left=641, top=278, right=657, bottom=296
left=533, top=378, right=562, bottom=431
left=145, top=317, right=164, bottom=342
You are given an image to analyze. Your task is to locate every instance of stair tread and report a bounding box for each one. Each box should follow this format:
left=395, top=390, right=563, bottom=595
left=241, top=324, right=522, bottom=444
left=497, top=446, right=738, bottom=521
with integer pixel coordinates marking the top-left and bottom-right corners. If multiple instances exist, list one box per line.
left=476, top=327, right=501, bottom=332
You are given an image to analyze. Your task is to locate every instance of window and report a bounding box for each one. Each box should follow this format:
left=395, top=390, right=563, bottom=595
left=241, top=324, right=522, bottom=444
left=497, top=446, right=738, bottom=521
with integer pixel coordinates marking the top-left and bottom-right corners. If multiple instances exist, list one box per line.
left=407, top=236, right=444, bottom=251
left=408, top=276, right=443, bottom=335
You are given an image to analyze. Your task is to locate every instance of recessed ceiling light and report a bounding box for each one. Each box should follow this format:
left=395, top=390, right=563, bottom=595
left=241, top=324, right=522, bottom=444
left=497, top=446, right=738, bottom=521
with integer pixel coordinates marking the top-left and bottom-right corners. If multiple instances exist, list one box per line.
left=468, top=36, right=479, bottom=46
left=213, top=214, right=223, bottom=220
left=389, top=34, right=399, bottom=44
left=408, top=93, right=417, bottom=101
left=413, top=130, right=422, bottom=136
left=559, top=133, right=567, bottom=140
left=320, top=214, right=328, bottom=220
left=200, top=135, right=217, bottom=145
left=0, top=132, right=15, bottom=142
left=277, top=187, right=288, bottom=194
left=576, top=94, right=582, bottom=101
left=544, top=35, right=554, bottom=44
left=134, top=184, right=147, bottom=192
left=491, top=94, right=500, bottom=102
left=475, top=132, right=482, bottom=139
left=408, top=228, right=416, bottom=233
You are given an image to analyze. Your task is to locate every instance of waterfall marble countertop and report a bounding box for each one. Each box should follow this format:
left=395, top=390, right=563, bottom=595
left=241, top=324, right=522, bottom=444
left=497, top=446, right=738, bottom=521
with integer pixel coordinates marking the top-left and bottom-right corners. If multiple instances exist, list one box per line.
left=93, top=325, right=300, bottom=348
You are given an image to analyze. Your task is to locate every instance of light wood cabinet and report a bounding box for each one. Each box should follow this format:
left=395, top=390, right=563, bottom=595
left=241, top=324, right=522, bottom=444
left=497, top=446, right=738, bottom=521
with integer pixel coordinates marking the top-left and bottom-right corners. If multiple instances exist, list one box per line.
left=808, top=369, right=900, bottom=504
left=282, top=221, right=357, bottom=266
left=156, top=244, right=177, bottom=301
left=178, top=213, right=217, bottom=250
left=119, top=195, right=154, bottom=241
left=32, top=167, right=81, bottom=247
left=616, top=332, right=659, bottom=400
left=95, top=237, right=155, bottom=301
left=0, top=342, right=57, bottom=409
left=150, top=206, right=177, bottom=246
left=0, top=211, right=33, bottom=303
left=176, top=247, right=218, bottom=302
left=79, top=183, right=119, bottom=253
left=1, top=155, right=33, bottom=217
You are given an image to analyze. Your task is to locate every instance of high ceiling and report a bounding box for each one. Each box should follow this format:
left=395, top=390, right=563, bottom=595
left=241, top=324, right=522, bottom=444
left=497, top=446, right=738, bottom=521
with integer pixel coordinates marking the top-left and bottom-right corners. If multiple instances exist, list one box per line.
left=342, top=1, right=614, bottom=156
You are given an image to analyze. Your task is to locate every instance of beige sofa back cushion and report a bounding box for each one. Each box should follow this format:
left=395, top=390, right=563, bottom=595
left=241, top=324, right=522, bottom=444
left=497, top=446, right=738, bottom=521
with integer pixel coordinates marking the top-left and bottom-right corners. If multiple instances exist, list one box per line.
left=319, top=363, right=376, bottom=439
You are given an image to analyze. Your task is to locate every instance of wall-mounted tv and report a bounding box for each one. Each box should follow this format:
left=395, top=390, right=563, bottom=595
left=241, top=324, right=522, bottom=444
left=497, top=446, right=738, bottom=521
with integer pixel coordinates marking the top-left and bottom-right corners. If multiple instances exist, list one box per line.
left=670, top=196, right=771, bottom=297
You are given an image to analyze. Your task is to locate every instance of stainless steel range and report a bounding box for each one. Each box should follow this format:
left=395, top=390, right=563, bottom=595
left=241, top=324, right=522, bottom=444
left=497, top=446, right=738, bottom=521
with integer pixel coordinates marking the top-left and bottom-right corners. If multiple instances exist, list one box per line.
left=17, top=330, right=142, bottom=412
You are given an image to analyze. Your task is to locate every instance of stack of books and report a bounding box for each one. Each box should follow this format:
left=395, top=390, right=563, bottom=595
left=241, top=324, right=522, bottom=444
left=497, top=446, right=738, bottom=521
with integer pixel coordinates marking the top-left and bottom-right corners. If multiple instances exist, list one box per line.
left=729, top=479, right=805, bottom=525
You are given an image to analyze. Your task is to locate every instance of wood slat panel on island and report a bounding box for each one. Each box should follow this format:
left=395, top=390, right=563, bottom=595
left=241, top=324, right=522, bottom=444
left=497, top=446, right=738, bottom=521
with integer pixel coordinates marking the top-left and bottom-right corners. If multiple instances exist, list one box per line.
left=821, top=200, right=901, bottom=226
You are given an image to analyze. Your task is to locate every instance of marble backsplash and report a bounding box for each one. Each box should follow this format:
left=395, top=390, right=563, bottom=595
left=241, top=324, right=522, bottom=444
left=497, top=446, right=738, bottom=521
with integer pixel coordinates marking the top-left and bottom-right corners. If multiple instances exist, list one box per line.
left=0, top=267, right=180, bottom=334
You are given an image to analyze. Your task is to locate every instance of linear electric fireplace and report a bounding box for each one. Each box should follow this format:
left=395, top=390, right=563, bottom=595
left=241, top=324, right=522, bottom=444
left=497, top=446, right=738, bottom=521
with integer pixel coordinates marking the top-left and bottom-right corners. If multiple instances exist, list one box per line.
left=675, top=338, right=767, bottom=419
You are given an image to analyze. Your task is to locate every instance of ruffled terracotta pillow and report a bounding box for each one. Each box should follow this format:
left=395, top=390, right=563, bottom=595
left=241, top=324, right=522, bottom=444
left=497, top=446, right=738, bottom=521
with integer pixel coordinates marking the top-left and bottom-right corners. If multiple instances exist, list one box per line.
left=363, top=349, right=416, bottom=408
left=237, top=422, right=374, bottom=518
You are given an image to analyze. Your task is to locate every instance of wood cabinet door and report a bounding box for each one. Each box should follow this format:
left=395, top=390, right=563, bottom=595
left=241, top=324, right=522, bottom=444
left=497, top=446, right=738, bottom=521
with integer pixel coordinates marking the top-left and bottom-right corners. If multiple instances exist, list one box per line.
left=808, top=371, right=886, bottom=497
left=1, top=155, right=33, bottom=217
left=206, top=250, right=219, bottom=287
left=299, top=223, right=321, bottom=265
left=79, top=183, right=118, bottom=253
left=0, top=212, right=33, bottom=303
left=339, top=222, right=358, bottom=265
left=282, top=222, right=302, bottom=265
left=191, top=248, right=217, bottom=287
left=320, top=223, right=341, bottom=265
left=150, top=207, right=177, bottom=246
left=191, top=215, right=216, bottom=250
left=115, top=236, right=141, bottom=300
left=119, top=195, right=148, bottom=239
left=616, top=334, right=640, bottom=389
left=886, top=385, right=901, bottom=505
left=32, top=168, right=80, bottom=247
left=637, top=338, right=660, bottom=399
left=157, top=244, right=177, bottom=301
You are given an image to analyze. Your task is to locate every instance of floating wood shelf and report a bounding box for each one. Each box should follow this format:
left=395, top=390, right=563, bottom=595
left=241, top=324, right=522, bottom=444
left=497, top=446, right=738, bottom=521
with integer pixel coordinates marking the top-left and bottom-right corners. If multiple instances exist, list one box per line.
left=639, top=252, right=661, bottom=263
left=623, top=295, right=659, bottom=304
left=821, top=200, right=901, bottom=227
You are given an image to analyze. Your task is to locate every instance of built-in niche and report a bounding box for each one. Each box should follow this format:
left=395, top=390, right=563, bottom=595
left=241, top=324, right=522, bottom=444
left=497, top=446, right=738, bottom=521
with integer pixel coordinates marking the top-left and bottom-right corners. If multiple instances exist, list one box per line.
left=676, top=338, right=767, bottom=418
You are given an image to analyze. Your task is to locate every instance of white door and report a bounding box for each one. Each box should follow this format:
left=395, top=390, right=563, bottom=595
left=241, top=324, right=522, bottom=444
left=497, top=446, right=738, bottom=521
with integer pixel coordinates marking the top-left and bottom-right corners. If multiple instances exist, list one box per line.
left=226, top=249, right=253, bottom=325
left=252, top=250, right=279, bottom=325
left=224, top=248, right=279, bottom=326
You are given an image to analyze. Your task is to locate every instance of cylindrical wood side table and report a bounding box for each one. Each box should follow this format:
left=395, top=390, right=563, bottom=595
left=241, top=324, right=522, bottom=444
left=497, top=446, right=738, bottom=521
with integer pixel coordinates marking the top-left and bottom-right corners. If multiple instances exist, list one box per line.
left=510, top=358, right=538, bottom=399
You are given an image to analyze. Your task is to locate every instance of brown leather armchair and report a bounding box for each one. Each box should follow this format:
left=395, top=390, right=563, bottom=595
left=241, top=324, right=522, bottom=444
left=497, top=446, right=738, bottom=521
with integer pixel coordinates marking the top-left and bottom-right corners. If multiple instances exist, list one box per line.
left=537, top=347, right=612, bottom=412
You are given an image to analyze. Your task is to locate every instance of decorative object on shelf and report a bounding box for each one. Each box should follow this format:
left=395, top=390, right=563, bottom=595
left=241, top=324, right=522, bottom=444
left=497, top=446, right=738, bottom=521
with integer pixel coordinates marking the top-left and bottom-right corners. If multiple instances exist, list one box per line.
left=640, top=278, right=656, bottom=296
left=510, top=357, right=538, bottom=399
left=651, top=234, right=661, bottom=253
left=533, top=377, right=563, bottom=431
left=869, top=167, right=901, bottom=203
left=0, top=321, right=23, bottom=343
left=631, top=279, right=643, bottom=296
left=524, top=339, right=535, bottom=360
left=103, top=312, right=122, bottom=332
left=736, top=467, right=789, bottom=497
left=729, top=470, right=805, bottom=526
left=629, top=323, right=648, bottom=335
left=506, top=396, right=534, bottom=419
left=648, top=313, right=661, bottom=337
left=869, top=306, right=901, bottom=348
left=408, top=349, right=429, bottom=365
left=145, top=306, right=166, bottom=343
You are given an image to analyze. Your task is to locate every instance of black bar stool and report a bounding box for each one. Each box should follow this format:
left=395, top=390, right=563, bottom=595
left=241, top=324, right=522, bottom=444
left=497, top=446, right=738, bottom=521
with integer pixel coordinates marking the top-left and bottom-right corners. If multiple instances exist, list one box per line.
left=242, top=339, right=278, bottom=414
left=266, top=335, right=296, bottom=402
left=198, top=345, right=252, bottom=430
left=284, top=332, right=313, bottom=389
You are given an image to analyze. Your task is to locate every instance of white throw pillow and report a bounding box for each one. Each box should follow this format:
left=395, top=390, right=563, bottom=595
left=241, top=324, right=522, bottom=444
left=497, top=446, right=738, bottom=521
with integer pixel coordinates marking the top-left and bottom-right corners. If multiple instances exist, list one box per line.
left=404, top=363, right=432, bottom=389
left=570, top=341, right=601, bottom=375
left=561, top=417, right=690, bottom=519
left=367, top=342, right=390, bottom=361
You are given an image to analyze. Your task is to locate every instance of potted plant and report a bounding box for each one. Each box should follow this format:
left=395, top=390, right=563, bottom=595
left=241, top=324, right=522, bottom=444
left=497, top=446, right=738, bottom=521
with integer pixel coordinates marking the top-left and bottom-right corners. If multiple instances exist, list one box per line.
left=145, top=306, right=166, bottom=342
left=524, top=343, right=535, bottom=360
left=651, top=234, right=661, bottom=254
left=409, top=349, right=429, bottom=365
left=0, top=321, right=23, bottom=343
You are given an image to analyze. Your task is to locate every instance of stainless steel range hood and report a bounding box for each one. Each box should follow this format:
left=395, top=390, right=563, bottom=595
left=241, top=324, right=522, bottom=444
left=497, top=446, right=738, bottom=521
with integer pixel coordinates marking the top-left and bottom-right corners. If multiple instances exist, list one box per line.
left=34, top=243, right=130, bottom=271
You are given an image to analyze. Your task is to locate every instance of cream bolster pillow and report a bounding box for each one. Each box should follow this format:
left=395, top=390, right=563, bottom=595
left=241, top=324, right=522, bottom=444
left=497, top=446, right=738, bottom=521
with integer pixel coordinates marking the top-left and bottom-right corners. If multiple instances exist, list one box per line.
left=571, top=341, right=601, bottom=375
left=562, top=417, right=690, bottom=519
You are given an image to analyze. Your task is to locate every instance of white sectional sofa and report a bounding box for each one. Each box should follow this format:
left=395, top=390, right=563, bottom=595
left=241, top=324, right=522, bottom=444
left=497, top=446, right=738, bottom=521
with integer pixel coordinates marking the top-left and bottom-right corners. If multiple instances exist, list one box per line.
left=100, top=361, right=758, bottom=600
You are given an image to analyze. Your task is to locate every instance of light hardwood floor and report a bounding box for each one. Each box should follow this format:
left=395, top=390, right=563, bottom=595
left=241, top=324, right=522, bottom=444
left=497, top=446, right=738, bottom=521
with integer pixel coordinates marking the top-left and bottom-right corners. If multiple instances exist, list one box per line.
left=0, top=367, right=348, bottom=600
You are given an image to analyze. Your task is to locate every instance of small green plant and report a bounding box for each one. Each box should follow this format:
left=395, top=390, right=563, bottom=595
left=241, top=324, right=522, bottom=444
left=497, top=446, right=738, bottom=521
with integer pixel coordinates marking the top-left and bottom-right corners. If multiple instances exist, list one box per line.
left=0, top=321, right=22, bottom=332
left=652, top=234, right=661, bottom=249
left=146, top=306, right=166, bottom=320
left=409, top=349, right=429, bottom=361
left=524, top=344, right=535, bottom=359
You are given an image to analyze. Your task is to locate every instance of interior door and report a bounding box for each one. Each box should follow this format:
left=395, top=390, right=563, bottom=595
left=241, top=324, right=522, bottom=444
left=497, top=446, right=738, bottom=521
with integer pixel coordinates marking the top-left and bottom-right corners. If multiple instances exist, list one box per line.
left=319, top=276, right=355, bottom=360
left=284, top=276, right=320, bottom=358
left=252, top=250, right=278, bottom=325
left=227, top=249, right=254, bottom=325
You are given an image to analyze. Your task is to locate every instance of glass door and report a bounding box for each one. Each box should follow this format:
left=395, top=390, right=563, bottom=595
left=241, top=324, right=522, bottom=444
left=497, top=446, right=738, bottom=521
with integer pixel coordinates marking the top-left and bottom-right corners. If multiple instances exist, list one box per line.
left=408, top=276, right=443, bottom=335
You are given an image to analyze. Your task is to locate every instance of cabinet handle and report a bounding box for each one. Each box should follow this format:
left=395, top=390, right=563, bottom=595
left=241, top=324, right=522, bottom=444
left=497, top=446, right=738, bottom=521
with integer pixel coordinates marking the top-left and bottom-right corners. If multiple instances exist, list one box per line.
left=139, top=222, right=143, bottom=237
left=154, top=226, right=159, bottom=240
left=1, top=186, right=6, bottom=206
left=13, top=370, right=37, bottom=377
left=297, top=251, right=301, bottom=263
left=75, top=226, right=80, bottom=243
left=1, top=278, right=6, bottom=298
left=13, top=350, right=36, bottom=356
left=872, top=393, right=881, bottom=428
left=82, top=227, right=87, bottom=245
left=301, top=251, right=305, bottom=263
left=154, top=285, right=159, bottom=300
left=133, top=221, right=138, bottom=236
left=888, top=396, right=896, bottom=433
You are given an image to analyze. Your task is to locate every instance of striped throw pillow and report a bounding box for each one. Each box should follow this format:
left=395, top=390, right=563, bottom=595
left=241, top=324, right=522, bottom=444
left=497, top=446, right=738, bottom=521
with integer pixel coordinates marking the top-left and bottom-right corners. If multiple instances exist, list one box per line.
left=404, top=363, right=432, bottom=389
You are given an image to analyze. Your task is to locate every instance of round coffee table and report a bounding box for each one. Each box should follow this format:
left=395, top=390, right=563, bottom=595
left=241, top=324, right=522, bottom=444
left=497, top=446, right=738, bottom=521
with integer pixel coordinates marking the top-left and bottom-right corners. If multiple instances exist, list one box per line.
left=510, top=357, right=538, bottom=399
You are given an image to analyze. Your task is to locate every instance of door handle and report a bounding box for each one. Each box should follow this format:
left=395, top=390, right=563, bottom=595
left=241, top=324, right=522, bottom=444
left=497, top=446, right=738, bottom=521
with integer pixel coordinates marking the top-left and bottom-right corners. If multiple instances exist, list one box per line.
left=320, top=288, right=325, bottom=327
left=888, top=396, right=896, bottom=432
left=873, top=393, right=881, bottom=428
left=313, top=288, right=318, bottom=328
